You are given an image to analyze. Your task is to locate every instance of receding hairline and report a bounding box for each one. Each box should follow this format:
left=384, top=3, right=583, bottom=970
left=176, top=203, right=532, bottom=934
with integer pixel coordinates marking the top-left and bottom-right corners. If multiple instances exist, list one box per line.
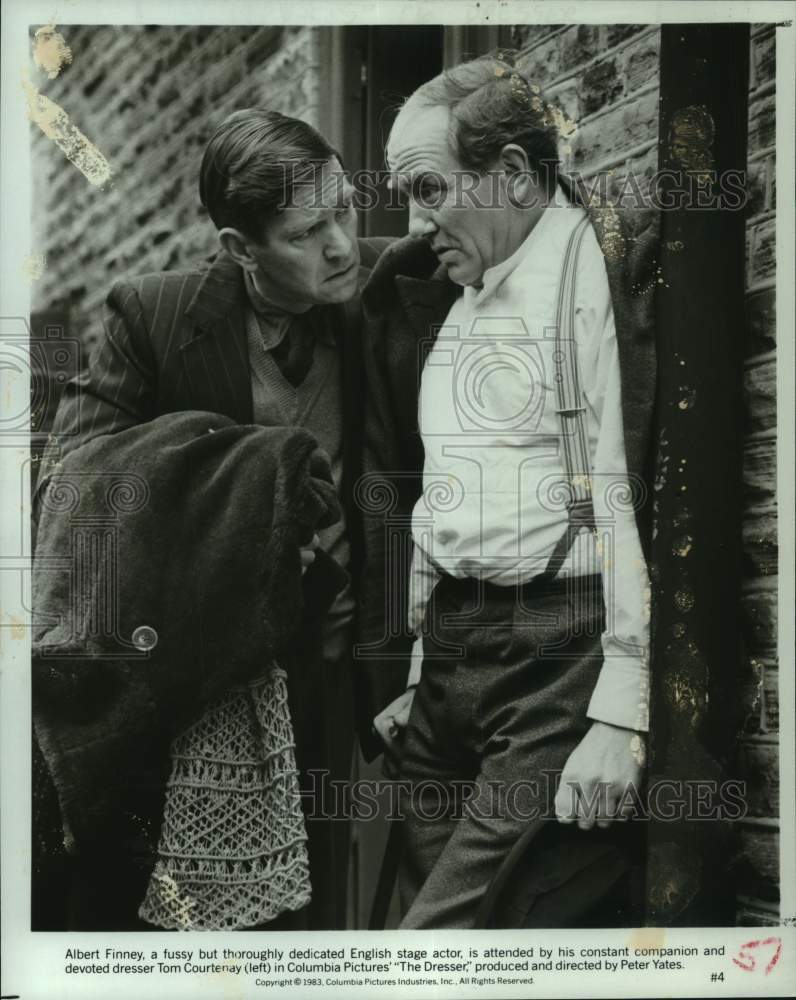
left=386, top=98, right=455, bottom=170
left=387, top=55, right=560, bottom=182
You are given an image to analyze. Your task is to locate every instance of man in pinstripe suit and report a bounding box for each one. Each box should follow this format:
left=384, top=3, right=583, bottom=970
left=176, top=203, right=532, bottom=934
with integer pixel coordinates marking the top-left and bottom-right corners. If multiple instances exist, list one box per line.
left=37, top=109, right=394, bottom=929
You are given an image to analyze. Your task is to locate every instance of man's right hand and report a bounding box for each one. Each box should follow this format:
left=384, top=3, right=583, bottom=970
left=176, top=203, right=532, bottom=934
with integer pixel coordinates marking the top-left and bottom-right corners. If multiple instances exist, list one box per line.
left=373, top=687, right=416, bottom=778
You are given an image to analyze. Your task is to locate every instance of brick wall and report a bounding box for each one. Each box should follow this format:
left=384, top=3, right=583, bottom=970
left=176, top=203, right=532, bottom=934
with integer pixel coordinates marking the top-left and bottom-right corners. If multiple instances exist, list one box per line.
left=31, top=25, right=324, bottom=351
left=736, top=22, right=778, bottom=926
left=510, top=22, right=779, bottom=924
left=510, top=24, right=661, bottom=200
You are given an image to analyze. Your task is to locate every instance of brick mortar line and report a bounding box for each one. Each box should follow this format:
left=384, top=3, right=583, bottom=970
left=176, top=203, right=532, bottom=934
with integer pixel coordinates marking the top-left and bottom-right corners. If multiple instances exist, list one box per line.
left=749, top=216, right=776, bottom=236
left=744, top=349, right=777, bottom=369
left=736, top=815, right=780, bottom=830
left=744, top=427, right=777, bottom=444
left=747, top=209, right=777, bottom=228
left=745, top=653, right=779, bottom=667
left=739, top=734, right=780, bottom=746
left=744, top=503, right=779, bottom=517
left=516, top=24, right=571, bottom=59
left=751, top=22, right=777, bottom=39
left=742, top=575, right=779, bottom=594
left=748, top=144, right=776, bottom=164
left=746, top=277, right=777, bottom=295
left=572, top=136, right=658, bottom=179
left=569, top=79, right=659, bottom=131
left=741, top=640, right=778, bottom=660
left=539, top=25, right=660, bottom=93
left=735, top=896, right=780, bottom=915
left=749, top=78, right=777, bottom=102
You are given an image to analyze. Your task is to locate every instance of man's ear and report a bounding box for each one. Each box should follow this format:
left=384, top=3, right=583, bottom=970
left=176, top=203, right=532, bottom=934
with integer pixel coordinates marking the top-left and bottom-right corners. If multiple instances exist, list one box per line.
left=499, top=143, right=540, bottom=209
left=218, top=227, right=259, bottom=271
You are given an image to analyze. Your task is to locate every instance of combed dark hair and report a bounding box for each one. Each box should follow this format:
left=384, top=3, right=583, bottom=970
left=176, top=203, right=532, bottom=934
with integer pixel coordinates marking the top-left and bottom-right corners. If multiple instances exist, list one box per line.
left=408, top=50, right=560, bottom=190
left=199, top=108, right=338, bottom=239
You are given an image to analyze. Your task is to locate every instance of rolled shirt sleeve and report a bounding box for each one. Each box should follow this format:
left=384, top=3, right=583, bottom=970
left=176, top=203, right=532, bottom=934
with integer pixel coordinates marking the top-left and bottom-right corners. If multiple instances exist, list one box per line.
left=577, top=242, right=650, bottom=733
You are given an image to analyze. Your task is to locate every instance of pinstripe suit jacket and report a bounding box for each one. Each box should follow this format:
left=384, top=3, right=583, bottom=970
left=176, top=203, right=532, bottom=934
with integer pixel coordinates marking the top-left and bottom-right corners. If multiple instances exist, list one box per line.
left=45, top=236, right=394, bottom=753
left=49, top=239, right=391, bottom=504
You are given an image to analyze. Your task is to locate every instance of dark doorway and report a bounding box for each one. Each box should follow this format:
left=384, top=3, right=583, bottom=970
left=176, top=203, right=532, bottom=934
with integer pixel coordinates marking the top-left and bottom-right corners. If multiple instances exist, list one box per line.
left=362, top=26, right=444, bottom=236
left=336, top=25, right=443, bottom=929
left=338, top=26, right=444, bottom=238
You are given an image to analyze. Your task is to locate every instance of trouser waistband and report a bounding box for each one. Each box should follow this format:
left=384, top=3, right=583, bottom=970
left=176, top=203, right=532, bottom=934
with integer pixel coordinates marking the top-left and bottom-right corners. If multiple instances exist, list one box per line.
left=434, top=571, right=602, bottom=604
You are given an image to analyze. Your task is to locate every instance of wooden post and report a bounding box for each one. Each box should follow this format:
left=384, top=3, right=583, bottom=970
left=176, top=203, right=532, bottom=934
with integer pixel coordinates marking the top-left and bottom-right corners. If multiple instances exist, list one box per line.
left=647, top=23, right=751, bottom=924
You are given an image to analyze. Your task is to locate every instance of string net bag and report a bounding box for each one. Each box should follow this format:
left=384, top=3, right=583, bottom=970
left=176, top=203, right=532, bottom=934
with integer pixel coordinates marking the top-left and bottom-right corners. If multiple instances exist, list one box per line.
left=138, top=664, right=311, bottom=930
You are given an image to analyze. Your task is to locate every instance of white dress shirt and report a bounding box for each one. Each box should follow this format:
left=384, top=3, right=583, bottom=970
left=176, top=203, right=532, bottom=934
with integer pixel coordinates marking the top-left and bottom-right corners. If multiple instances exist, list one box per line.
left=408, top=186, right=650, bottom=732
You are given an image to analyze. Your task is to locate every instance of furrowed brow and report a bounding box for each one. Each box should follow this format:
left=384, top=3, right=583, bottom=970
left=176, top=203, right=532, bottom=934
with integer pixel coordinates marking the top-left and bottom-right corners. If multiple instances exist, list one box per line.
left=283, top=214, right=321, bottom=238
left=387, top=171, right=411, bottom=191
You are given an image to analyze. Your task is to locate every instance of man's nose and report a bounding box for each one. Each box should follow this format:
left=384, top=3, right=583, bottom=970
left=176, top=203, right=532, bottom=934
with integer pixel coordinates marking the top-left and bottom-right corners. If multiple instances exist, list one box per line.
left=408, top=200, right=437, bottom=239
left=324, top=222, right=354, bottom=260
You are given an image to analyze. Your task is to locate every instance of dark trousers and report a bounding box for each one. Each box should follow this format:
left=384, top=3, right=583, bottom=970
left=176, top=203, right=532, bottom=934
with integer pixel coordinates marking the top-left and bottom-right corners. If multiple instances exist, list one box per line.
left=285, top=636, right=355, bottom=931
left=398, top=572, right=641, bottom=929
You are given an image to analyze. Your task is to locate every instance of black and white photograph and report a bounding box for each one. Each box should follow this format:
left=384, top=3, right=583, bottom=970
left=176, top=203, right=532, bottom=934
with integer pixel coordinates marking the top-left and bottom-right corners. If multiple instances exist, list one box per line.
left=1, top=1, right=794, bottom=998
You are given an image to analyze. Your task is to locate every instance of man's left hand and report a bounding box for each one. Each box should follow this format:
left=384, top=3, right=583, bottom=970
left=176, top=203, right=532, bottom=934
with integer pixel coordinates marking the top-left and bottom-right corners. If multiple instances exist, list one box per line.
left=300, top=533, right=320, bottom=574
left=554, top=721, right=646, bottom=830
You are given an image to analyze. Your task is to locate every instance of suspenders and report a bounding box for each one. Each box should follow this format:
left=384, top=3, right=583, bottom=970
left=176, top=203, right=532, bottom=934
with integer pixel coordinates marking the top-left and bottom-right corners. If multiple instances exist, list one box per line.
left=539, top=214, right=596, bottom=583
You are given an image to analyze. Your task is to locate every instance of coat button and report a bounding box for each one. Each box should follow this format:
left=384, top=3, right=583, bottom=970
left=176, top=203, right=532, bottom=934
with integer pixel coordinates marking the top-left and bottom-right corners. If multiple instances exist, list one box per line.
left=132, top=625, right=158, bottom=650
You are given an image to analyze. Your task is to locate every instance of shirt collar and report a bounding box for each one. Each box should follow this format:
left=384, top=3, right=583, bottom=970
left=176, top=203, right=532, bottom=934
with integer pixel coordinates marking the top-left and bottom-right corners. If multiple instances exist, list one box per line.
left=467, top=184, right=569, bottom=307
left=244, top=270, right=335, bottom=348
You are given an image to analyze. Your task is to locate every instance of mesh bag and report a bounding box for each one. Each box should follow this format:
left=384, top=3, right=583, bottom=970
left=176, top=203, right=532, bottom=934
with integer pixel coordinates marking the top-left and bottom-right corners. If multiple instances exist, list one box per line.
left=138, top=665, right=311, bottom=930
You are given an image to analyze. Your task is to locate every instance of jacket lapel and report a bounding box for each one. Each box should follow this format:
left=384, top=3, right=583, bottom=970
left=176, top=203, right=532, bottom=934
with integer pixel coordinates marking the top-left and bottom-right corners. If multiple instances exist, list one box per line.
left=180, top=252, right=253, bottom=424
left=395, top=272, right=460, bottom=368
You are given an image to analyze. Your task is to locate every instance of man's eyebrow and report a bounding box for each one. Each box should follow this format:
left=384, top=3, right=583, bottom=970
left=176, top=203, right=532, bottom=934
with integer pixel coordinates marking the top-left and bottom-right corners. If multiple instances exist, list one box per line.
left=283, top=215, right=320, bottom=237
left=387, top=171, right=412, bottom=190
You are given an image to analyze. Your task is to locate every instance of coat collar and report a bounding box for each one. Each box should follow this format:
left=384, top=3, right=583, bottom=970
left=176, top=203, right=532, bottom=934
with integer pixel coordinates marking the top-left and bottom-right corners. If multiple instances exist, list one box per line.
left=395, top=272, right=460, bottom=346
left=364, top=236, right=460, bottom=344
left=184, top=250, right=246, bottom=333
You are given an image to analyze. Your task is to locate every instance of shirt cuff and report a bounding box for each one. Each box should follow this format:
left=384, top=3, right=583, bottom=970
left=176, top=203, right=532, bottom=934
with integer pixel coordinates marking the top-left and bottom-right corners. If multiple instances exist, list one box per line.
left=407, top=636, right=424, bottom=687
left=586, top=656, right=649, bottom=732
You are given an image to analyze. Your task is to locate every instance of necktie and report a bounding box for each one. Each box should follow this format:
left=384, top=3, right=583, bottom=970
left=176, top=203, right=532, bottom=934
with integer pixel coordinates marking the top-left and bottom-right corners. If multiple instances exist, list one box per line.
left=271, top=318, right=317, bottom=389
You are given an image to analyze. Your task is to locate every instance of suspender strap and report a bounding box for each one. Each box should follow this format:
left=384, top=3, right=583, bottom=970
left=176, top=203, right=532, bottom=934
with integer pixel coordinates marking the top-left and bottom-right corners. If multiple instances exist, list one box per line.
left=540, top=215, right=596, bottom=582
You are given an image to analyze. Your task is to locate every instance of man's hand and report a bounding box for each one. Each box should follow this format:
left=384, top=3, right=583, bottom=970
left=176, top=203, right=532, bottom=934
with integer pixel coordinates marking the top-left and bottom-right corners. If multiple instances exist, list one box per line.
left=555, top=721, right=646, bottom=830
left=373, top=687, right=416, bottom=778
left=300, top=533, right=320, bottom=575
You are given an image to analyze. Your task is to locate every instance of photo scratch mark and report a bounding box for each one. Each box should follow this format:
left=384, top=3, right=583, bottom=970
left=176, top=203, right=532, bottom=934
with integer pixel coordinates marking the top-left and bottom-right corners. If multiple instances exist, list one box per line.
left=32, top=24, right=73, bottom=79
left=22, top=252, right=47, bottom=281
left=627, top=926, right=667, bottom=951
left=22, top=72, right=112, bottom=188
